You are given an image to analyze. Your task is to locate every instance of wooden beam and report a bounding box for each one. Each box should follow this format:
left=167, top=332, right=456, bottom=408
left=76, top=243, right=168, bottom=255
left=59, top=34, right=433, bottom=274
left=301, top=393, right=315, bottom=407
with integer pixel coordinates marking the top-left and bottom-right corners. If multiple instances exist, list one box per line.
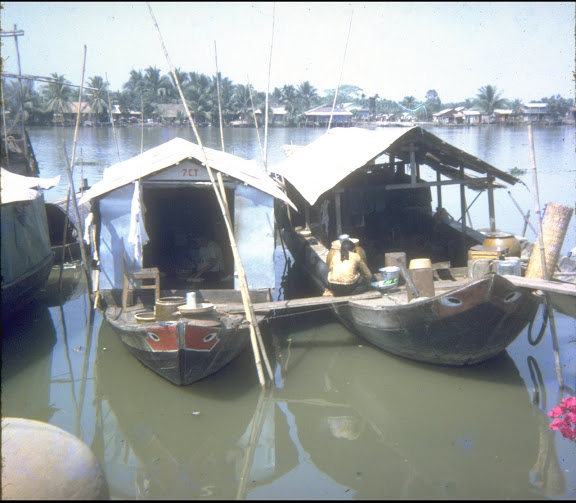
left=502, top=275, right=576, bottom=297
left=216, top=290, right=382, bottom=314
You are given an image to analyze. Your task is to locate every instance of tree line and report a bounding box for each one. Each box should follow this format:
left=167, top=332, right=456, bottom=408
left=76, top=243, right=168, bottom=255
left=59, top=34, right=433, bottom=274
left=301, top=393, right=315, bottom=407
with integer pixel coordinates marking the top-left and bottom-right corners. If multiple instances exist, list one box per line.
left=2, top=66, right=574, bottom=126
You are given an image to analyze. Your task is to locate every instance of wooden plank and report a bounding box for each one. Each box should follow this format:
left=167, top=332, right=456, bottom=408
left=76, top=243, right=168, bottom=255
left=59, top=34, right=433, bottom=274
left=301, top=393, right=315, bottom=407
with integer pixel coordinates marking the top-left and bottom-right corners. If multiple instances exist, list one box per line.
left=215, top=290, right=382, bottom=314
left=502, top=275, right=576, bottom=296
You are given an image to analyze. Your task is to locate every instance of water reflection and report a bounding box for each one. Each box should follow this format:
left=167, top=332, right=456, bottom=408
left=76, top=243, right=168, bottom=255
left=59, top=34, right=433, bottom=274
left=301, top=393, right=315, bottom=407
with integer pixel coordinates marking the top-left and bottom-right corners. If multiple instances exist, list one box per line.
left=1, top=302, right=57, bottom=422
left=92, top=306, right=573, bottom=499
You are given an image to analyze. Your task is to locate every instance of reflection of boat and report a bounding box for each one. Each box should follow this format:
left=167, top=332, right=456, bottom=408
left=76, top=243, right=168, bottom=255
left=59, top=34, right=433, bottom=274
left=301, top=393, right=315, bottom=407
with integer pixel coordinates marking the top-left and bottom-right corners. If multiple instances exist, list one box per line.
left=273, top=127, right=541, bottom=366
left=1, top=303, right=57, bottom=423
left=79, top=138, right=294, bottom=385
left=94, top=321, right=274, bottom=499
left=1, top=168, right=59, bottom=321
left=263, top=316, right=562, bottom=499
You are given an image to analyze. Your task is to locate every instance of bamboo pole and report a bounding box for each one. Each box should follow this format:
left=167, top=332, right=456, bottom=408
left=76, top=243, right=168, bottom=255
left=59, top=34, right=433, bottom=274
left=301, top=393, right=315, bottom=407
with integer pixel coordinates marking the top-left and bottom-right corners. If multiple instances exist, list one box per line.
left=263, top=2, right=275, bottom=169
left=327, top=10, right=353, bottom=131
left=0, top=78, right=11, bottom=164
left=525, top=124, right=568, bottom=389
left=140, top=92, right=144, bottom=154
left=12, top=24, right=29, bottom=165
left=508, top=190, right=537, bottom=237
left=105, top=73, right=121, bottom=162
left=62, top=44, right=92, bottom=293
left=214, top=41, right=226, bottom=153
left=147, top=2, right=273, bottom=387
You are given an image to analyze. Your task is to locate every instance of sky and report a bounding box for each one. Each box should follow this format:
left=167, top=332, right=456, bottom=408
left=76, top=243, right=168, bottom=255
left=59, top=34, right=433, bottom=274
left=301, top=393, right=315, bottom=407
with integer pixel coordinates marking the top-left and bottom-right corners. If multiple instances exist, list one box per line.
left=1, top=2, right=574, bottom=104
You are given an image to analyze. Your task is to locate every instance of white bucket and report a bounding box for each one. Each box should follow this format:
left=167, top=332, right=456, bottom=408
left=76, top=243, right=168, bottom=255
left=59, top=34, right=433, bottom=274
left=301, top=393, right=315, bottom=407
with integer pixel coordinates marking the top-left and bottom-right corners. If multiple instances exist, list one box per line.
left=379, top=266, right=400, bottom=282
left=185, top=292, right=198, bottom=308
left=496, top=257, right=521, bottom=276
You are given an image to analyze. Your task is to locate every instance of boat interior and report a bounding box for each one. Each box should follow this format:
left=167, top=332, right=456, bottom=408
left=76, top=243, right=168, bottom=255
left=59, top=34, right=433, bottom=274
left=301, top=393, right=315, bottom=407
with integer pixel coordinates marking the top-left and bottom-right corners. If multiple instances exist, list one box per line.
left=280, top=167, right=483, bottom=275
left=139, top=185, right=236, bottom=291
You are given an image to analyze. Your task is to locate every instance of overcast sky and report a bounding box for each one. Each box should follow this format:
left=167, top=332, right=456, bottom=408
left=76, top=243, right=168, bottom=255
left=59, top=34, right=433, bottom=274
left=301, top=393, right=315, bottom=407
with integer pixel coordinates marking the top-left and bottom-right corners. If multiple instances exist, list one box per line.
left=1, top=2, right=574, bottom=104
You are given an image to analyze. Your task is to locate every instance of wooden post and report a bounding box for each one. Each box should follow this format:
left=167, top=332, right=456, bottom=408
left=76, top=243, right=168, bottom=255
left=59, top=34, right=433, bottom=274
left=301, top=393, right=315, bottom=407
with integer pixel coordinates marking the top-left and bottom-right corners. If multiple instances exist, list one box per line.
left=459, top=165, right=467, bottom=255
left=436, top=171, right=442, bottom=211
left=12, top=24, right=30, bottom=167
left=486, top=173, right=496, bottom=232
left=409, top=144, right=417, bottom=184
left=335, top=190, right=343, bottom=237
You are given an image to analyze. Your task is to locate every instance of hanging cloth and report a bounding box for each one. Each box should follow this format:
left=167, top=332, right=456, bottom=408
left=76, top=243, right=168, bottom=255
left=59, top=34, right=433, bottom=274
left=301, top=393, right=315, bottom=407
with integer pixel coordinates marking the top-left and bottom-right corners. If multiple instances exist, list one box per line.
left=128, top=180, right=149, bottom=265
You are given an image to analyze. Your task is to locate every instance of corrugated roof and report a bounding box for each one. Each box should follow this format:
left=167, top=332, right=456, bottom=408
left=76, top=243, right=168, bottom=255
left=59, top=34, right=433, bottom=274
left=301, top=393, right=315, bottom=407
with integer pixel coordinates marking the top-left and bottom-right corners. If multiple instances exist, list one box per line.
left=78, top=137, right=293, bottom=207
left=305, top=105, right=353, bottom=117
left=270, top=127, right=519, bottom=206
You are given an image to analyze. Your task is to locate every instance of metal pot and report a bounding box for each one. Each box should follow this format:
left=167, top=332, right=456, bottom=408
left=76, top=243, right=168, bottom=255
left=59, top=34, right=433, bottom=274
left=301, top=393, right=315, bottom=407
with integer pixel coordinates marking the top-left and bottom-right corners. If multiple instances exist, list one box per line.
left=482, top=232, right=521, bottom=257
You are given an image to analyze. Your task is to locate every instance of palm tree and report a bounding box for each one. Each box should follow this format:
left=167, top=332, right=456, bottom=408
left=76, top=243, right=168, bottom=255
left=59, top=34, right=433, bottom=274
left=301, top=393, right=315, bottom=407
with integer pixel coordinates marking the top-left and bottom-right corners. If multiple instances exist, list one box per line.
left=168, top=67, right=189, bottom=99
left=86, top=76, right=109, bottom=123
left=42, top=73, right=73, bottom=124
left=296, top=81, right=318, bottom=111
left=475, top=85, right=506, bottom=117
left=231, top=84, right=253, bottom=121
left=144, top=66, right=171, bottom=103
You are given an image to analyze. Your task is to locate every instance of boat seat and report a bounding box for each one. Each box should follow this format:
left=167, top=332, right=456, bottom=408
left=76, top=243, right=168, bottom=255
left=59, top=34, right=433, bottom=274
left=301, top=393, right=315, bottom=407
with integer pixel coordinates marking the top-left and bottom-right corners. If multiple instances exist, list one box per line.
left=121, top=243, right=160, bottom=310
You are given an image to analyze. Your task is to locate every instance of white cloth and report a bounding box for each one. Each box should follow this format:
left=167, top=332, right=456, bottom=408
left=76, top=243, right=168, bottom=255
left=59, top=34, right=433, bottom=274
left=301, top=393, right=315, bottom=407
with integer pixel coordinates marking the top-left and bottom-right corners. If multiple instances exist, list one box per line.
left=198, top=241, right=224, bottom=273
left=127, top=180, right=149, bottom=265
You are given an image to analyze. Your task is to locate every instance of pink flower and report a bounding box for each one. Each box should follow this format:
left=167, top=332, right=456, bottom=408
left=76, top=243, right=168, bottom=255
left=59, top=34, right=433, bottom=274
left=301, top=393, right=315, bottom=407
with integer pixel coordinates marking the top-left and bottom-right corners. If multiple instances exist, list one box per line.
left=548, top=396, right=576, bottom=441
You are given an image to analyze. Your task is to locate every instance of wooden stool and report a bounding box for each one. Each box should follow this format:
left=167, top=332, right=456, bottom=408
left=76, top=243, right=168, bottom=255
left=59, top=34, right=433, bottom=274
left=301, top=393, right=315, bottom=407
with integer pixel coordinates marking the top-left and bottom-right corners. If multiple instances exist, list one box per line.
left=122, top=267, right=160, bottom=310
left=121, top=242, right=160, bottom=310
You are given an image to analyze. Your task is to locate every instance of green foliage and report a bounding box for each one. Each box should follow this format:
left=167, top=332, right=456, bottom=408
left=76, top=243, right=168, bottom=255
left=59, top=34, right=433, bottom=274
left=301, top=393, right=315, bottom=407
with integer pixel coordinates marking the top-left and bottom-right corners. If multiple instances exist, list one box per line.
left=3, top=62, right=573, bottom=126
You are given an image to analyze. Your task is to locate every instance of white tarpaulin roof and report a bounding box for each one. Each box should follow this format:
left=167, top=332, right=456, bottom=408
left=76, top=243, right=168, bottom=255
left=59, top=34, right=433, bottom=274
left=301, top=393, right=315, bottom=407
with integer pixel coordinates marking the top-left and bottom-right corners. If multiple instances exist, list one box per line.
left=79, top=137, right=293, bottom=207
left=270, top=126, right=519, bottom=206
left=1, top=168, right=60, bottom=204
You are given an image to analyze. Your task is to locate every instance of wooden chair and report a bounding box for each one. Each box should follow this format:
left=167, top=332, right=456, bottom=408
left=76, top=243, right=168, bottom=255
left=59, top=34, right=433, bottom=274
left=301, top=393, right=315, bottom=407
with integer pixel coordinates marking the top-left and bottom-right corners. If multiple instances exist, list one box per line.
left=121, top=241, right=160, bottom=310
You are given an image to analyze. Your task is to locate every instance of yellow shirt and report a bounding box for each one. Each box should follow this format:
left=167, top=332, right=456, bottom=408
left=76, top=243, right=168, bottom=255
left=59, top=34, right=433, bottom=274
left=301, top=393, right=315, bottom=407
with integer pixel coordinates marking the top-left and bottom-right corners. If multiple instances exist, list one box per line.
left=328, top=251, right=372, bottom=285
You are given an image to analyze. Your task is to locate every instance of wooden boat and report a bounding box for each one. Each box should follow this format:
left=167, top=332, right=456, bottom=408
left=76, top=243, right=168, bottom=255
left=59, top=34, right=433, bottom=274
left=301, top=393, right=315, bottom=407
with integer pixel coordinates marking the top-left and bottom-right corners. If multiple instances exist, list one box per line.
left=271, top=126, right=545, bottom=366
left=78, top=137, right=294, bottom=385
left=98, top=288, right=271, bottom=386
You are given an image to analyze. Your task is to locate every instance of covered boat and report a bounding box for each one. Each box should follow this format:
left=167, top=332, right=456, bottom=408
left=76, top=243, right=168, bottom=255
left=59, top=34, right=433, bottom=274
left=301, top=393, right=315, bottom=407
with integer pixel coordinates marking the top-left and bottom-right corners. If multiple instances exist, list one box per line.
left=1, top=168, right=60, bottom=322
left=78, top=137, right=294, bottom=385
left=271, top=126, right=543, bottom=366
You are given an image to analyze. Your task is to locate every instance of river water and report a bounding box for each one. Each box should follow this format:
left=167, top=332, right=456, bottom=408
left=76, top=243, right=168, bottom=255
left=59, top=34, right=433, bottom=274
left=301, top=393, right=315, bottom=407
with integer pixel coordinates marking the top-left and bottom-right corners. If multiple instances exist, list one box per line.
left=2, top=124, right=575, bottom=499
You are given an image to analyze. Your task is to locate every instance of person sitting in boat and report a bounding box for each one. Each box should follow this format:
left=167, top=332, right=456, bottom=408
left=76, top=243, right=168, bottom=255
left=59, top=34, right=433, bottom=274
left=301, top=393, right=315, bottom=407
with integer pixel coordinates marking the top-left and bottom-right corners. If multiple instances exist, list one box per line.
left=188, top=234, right=224, bottom=283
left=325, top=238, right=374, bottom=296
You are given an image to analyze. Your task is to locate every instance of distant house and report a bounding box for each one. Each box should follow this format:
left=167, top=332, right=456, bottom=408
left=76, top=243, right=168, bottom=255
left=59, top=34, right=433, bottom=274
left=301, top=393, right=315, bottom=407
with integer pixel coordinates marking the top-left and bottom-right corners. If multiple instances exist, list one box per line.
left=463, top=110, right=481, bottom=124
left=342, top=103, right=371, bottom=121
left=304, top=105, right=353, bottom=127
left=432, top=108, right=463, bottom=125
left=54, top=101, right=92, bottom=125
left=519, top=103, right=549, bottom=122
left=493, top=109, right=513, bottom=123
left=154, top=104, right=187, bottom=124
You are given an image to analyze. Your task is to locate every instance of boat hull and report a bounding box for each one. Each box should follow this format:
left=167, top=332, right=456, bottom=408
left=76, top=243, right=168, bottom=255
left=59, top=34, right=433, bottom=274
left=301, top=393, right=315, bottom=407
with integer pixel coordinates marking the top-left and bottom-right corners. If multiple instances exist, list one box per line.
left=99, top=289, right=270, bottom=385
left=332, top=275, right=541, bottom=366
left=1, top=195, right=54, bottom=321
left=108, top=318, right=252, bottom=386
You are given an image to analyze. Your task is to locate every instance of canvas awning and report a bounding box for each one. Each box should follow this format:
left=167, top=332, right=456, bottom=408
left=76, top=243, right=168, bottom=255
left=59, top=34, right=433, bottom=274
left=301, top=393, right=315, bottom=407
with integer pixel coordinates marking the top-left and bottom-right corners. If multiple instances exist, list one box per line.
left=270, top=127, right=520, bottom=206
left=0, top=168, right=60, bottom=204
left=78, top=137, right=294, bottom=208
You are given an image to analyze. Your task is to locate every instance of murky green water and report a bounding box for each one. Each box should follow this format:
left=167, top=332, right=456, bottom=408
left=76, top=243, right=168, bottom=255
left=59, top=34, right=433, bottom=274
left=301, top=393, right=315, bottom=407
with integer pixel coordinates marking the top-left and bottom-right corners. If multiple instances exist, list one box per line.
left=2, top=125, right=575, bottom=499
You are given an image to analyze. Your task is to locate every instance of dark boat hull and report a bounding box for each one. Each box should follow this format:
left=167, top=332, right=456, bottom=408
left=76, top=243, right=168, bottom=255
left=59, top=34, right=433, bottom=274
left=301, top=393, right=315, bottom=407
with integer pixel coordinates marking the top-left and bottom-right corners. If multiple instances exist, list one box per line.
left=333, top=275, right=541, bottom=365
left=99, top=289, right=270, bottom=385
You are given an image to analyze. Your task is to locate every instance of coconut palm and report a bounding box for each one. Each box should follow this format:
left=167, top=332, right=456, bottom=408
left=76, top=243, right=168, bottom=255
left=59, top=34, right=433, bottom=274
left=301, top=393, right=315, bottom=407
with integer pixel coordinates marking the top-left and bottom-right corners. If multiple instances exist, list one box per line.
left=231, top=84, right=253, bottom=121
left=168, top=67, right=189, bottom=99
left=42, top=73, right=73, bottom=124
left=475, top=85, right=507, bottom=116
left=296, top=81, right=318, bottom=110
left=86, top=75, right=109, bottom=123
left=144, top=66, right=171, bottom=103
